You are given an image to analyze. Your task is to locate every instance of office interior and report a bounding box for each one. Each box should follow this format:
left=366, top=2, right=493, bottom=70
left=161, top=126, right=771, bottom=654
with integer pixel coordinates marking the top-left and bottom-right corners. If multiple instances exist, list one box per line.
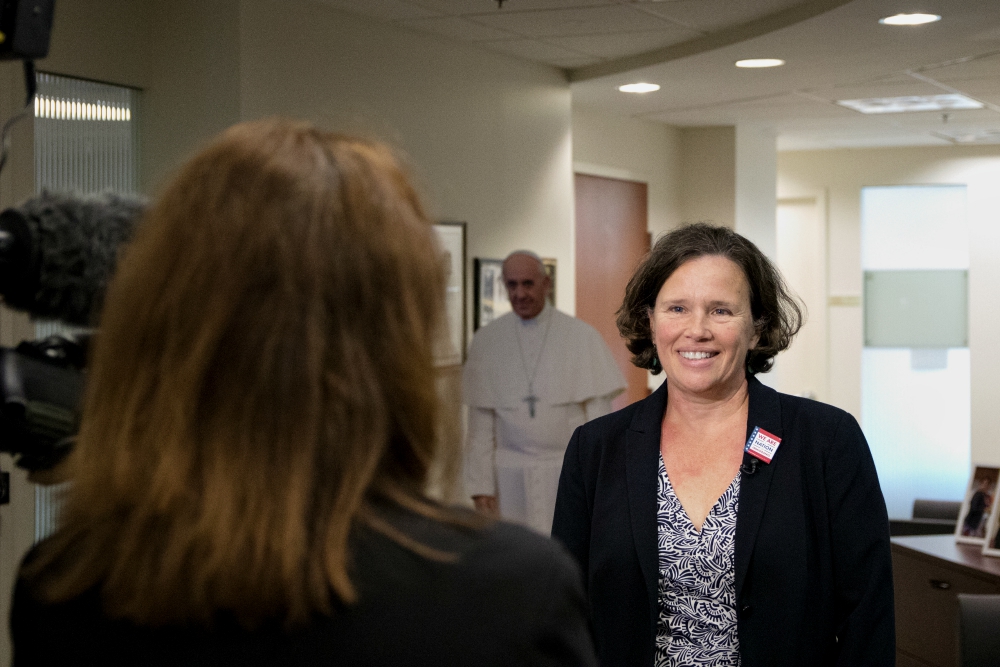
left=2, top=0, right=1000, bottom=662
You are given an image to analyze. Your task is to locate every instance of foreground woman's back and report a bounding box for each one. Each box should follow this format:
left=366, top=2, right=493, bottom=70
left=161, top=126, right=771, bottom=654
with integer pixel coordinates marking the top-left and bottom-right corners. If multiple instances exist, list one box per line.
left=9, top=119, right=596, bottom=666
left=14, top=507, right=592, bottom=665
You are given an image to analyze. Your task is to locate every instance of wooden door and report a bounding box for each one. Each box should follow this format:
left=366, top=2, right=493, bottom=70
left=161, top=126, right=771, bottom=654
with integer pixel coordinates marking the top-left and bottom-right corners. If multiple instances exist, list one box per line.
left=575, top=173, right=650, bottom=410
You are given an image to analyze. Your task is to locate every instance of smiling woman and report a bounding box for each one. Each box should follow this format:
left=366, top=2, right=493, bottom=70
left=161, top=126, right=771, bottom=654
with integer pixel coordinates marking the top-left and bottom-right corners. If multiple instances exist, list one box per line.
left=552, top=223, right=896, bottom=666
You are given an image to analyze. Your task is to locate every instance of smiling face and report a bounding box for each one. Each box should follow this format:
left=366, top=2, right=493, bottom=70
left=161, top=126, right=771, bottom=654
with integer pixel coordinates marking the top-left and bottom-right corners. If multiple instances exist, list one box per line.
left=503, top=253, right=551, bottom=320
left=649, top=254, right=759, bottom=402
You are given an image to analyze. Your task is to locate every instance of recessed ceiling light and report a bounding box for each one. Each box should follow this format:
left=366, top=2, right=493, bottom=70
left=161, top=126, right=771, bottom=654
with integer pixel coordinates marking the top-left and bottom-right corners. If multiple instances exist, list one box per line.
left=879, top=13, right=941, bottom=26
left=618, top=83, right=660, bottom=93
left=838, top=94, right=983, bottom=114
left=735, top=59, right=785, bottom=68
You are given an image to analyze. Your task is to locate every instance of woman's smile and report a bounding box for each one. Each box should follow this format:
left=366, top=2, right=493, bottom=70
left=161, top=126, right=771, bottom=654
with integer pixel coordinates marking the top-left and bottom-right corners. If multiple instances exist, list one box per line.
left=678, top=350, right=718, bottom=361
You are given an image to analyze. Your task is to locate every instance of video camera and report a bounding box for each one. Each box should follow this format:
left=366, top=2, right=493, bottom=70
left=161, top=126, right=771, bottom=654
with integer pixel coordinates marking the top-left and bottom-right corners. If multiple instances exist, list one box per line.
left=0, top=191, right=144, bottom=472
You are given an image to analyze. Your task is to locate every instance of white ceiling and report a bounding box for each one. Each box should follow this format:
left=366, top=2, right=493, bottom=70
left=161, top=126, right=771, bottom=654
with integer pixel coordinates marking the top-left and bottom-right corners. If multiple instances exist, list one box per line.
left=314, top=0, right=1000, bottom=150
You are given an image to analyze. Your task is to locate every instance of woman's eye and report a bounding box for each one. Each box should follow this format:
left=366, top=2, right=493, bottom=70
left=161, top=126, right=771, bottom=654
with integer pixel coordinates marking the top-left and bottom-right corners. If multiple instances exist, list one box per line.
left=668, top=306, right=684, bottom=313
left=714, top=308, right=732, bottom=316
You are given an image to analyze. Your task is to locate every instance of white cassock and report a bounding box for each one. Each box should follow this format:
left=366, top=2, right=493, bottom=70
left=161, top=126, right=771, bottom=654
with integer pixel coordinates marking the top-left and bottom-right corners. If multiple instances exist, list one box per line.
left=462, top=302, right=626, bottom=534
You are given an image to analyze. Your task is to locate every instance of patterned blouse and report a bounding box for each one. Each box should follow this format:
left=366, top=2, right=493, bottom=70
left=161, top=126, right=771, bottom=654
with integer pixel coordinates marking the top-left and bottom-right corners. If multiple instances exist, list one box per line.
left=655, top=456, right=741, bottom=666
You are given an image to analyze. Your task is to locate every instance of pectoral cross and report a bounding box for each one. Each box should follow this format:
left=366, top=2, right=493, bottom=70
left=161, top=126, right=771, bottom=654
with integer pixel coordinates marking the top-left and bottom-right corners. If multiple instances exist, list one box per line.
left=523, top=393, right=539, bottom=418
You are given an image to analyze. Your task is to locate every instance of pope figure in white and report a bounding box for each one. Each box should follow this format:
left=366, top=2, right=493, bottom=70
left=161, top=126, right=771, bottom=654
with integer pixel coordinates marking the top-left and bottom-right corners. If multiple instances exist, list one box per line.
left=463, top=251, right=626, bottom=534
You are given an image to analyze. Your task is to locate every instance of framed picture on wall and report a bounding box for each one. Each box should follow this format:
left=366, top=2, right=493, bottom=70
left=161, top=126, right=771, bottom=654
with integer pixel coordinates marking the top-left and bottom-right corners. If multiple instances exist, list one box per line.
left=474, top=258, right=510, bottom=330
left=955, top=465, right=1000, bottom=545
left=432, top=222, right=466, bottom=367
left=542, top=257, right=557, bottom=308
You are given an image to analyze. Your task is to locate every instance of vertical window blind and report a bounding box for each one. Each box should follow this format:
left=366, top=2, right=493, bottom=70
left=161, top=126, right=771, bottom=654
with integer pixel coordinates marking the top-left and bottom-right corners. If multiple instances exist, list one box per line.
left=31, top=72, right=141, bottom=542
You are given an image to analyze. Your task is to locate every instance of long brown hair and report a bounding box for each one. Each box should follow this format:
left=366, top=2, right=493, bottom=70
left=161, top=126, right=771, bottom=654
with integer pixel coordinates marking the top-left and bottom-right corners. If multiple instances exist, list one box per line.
left=28, top=119, right=462, bottom=627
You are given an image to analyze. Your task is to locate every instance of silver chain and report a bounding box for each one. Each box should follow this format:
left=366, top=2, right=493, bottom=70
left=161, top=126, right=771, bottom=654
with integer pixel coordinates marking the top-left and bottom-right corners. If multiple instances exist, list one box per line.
left=515, top=310, right=553, bottom=400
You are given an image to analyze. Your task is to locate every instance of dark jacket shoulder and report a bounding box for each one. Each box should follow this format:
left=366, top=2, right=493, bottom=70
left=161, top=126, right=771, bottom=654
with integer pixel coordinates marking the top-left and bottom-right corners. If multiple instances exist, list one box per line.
left=12, top=507, right=597, bottom=667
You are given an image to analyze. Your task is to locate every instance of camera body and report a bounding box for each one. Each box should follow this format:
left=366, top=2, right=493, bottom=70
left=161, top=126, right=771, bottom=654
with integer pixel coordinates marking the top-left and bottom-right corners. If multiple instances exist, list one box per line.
left=0, top=334, right=85, bottom=471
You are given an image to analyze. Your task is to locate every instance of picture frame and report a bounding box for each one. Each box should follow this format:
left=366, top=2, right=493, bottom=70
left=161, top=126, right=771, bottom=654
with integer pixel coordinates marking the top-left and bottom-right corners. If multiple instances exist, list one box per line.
left=955, top=465, right=999, bottom=545
left=474, top=258, right=510, bottom=330
left=474, top=256, right=558, bottom=331
left=542, top=257, right=557, bottom=307
left=984, top=497, right=1000, bottom=556
left=432, top=222, right=466, bottom=367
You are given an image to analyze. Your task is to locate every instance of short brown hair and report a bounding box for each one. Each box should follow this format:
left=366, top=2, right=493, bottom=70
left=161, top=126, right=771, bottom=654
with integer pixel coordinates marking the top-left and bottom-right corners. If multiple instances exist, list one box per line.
left=616, top=223, right=802, bottom=375
left=28, top=119, right=462, bottom=627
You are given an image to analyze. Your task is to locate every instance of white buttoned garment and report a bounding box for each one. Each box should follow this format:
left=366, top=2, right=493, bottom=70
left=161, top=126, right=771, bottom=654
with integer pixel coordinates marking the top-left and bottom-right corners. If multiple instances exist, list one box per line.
left=463, top=303, right=626, bottom=534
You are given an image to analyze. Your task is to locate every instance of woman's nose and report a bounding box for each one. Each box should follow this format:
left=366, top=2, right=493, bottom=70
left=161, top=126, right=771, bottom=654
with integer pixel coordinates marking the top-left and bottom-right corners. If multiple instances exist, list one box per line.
left=686, top=313, right=710, bottom=338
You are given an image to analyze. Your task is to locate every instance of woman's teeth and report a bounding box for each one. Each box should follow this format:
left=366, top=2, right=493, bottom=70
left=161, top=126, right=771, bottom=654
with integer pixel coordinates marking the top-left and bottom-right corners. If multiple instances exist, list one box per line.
left=680, top=351, right=715, bottom=360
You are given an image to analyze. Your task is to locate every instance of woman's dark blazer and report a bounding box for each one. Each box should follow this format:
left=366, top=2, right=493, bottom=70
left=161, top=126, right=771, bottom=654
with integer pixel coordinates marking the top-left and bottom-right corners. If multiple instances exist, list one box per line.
left=12, top=508, right=598, bottom=666
left=551, top=375, right=895, bottom=667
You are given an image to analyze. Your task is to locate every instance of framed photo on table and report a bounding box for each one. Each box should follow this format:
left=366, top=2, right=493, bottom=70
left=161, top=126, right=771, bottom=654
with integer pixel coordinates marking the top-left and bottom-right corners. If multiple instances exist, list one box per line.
left=955, top=465, right=999, bottom=545
left=432, top=222, right=466, bottom=367
left=984, top=500, right=1000, bottom=556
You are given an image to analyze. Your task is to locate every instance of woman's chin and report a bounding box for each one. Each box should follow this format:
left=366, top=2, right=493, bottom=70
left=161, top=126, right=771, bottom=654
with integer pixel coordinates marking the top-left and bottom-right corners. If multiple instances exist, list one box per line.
left=666, top=371, right=746, bottom=401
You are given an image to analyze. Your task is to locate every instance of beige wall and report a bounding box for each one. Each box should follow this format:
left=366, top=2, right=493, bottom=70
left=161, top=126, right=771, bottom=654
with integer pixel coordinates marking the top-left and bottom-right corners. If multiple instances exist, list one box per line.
left=778, top=145, right=1000, bottom=466
left=735, top=125, right=777, bottom=260
left=142, top=0, right=242, bottom=192
left=678, top=126, right=735, bottom=228
left=571, top=106, right=683, bottom=239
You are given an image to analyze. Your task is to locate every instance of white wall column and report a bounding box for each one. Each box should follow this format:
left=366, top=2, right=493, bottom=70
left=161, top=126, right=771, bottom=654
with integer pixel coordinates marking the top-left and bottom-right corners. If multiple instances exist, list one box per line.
left=735, top=125, right=778, bottom=260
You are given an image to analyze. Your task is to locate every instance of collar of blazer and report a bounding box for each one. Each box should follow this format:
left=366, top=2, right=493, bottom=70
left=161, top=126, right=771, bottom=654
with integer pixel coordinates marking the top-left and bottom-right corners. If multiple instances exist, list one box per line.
left=624, top=374, right=784, bottom=617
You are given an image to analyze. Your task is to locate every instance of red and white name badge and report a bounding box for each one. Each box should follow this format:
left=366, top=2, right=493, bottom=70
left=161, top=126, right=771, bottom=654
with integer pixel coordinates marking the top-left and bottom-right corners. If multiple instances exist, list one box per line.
left=744, top=426, right=781, bottom=464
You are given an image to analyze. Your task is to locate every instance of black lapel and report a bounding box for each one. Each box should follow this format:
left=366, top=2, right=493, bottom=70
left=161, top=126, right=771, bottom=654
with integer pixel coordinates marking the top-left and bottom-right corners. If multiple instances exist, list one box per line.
left=734, top=375, right=783, bottom=599
left=625, top=381, right=668, bottom=628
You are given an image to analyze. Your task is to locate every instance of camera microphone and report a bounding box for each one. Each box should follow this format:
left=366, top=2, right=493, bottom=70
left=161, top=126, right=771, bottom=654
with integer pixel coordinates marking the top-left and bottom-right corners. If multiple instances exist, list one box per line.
left=0, top=190, right=146, bottom=326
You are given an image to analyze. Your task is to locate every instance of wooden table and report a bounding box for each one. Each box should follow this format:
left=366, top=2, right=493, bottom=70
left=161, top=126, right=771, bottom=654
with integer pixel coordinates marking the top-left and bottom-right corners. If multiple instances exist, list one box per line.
left=892, top=535, right=1000, bottom=667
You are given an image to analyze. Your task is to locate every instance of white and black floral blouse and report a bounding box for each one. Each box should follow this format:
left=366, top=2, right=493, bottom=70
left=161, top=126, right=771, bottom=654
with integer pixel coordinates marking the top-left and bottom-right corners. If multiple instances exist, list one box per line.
left=655, top=456, right=741, bottom=666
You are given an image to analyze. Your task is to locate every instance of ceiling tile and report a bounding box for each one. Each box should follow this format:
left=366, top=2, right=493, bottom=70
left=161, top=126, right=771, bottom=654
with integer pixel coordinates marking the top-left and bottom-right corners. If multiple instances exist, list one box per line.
left=919, top=54, right=1000, bottom=83
left=885, top=106, right=1000, bottom=129
left=402, top=16, right=519, bottom=41
left=631, top=0, right=806, bottom=32
left=963, top=92, right=1000, bottom=107
left=548, top=26, right=699, bottom=59
left=806, top=81, right=945, bottom=103
left=310, top=0, right=442, bottom=21
left=911, top=81, right=1000, bottom=105
left=470, top=5, right=677, bottom=38
left=549, top=55, right=601, bottom=68
left=411, top=0, right=615, bottom=15
left=481, top=38, right=598, bottom=65
left=964, top=23, right=1000, bottom=43
left=649, top=94, right=856, bottom=126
